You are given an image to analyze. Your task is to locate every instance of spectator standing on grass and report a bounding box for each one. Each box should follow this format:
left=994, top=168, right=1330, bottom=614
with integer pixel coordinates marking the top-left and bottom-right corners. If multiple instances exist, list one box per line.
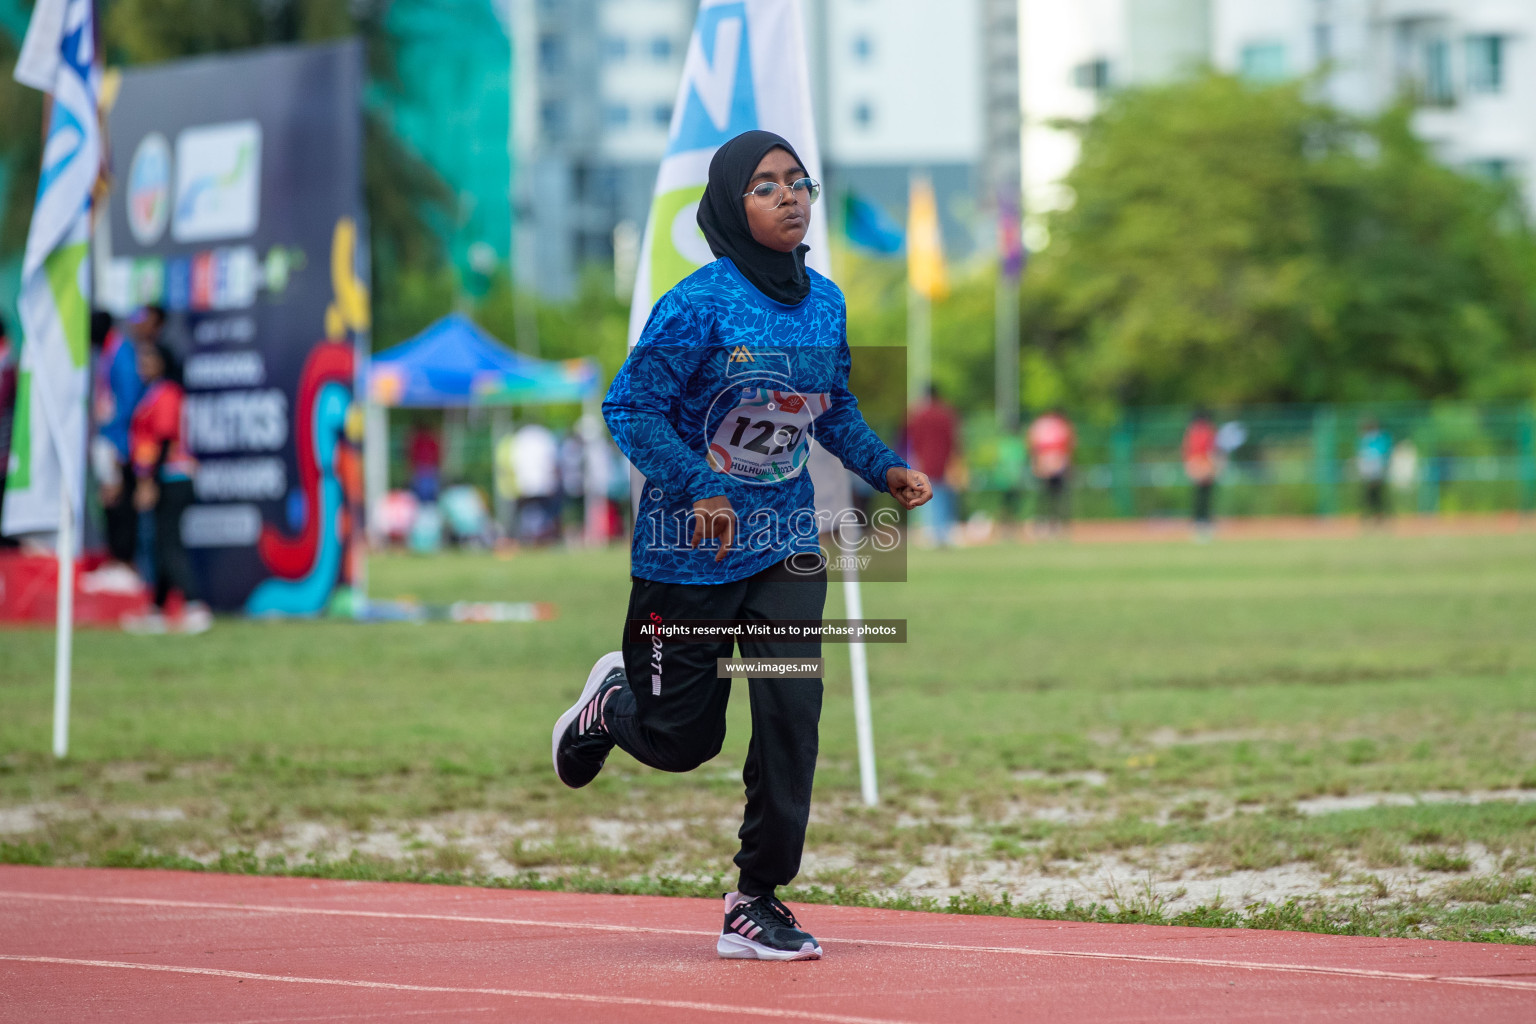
left=551, top=131, right=930, bottom=961
left=1183, top=410, right=1219, bottom=539
left=92, top=308, right=153, bottom=572
left=906, top=383, right=961, bottom=546
left=407, top=421, right=442, bottom=504
left=993, top=429, right=1026, bottom=531
left=0, top=315, right=17, bottom=546
left=122, top=344, right=211, bottom=635
left=511, top=421, right=560, bottom=545
left=1027, top=407, right=1075, bottom=536
left=1357, top=419, right=1391, bottom=523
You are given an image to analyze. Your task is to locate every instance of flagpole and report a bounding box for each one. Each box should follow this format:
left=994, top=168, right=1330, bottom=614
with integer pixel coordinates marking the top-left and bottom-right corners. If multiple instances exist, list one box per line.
left=835, top=511, right=877, bottom=806
left=907, top=284, right=931, bottom=403
left=995, top=270, right=1019, bottom=432
left=53, top=479, right=74, bottom=759
left=12, top=0, right=102, bottom=759
left=843, top=566, right=878, bottom=807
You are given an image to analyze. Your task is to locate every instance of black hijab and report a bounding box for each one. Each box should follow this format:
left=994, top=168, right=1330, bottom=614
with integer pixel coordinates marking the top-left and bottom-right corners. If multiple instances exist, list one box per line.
left=696, top=130, right=811, bottom=306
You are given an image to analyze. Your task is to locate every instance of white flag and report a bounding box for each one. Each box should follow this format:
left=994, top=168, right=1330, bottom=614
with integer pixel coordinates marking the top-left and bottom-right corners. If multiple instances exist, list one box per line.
left=2, top=0, right=100, bottom=539
left=628, top=0, right=829, bottom=343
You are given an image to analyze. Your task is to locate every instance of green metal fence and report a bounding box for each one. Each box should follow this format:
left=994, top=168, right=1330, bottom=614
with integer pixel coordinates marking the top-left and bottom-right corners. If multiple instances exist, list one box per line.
left=385, top=401, right=1536, bottom=521
left=965, top=401, right=1536, bottom=520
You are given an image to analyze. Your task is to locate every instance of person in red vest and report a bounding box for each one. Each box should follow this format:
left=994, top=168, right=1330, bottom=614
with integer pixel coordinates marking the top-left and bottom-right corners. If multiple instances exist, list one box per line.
left=124, top=344, right=211, bottom=634
left=1027, top=407, right=1075, bottom=536
left=1183, top=410, right=1220, bottom=538
left=408, top=421, right=443, bottom=504
left=906, top=384, right=961, bottom=546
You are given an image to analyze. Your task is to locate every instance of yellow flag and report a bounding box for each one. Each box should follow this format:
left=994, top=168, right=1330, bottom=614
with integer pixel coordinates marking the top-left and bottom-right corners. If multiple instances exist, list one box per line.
left=907, top=175, right=949, bottom=301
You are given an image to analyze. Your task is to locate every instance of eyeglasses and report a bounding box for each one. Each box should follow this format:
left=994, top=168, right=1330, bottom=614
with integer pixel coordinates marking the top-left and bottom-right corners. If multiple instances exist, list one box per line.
left=742, top=177, right=821, bottom=211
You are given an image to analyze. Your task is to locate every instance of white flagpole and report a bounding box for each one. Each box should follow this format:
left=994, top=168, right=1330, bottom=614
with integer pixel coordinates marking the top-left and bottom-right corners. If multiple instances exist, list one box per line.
left=52, top=480, right=74, bottom=759
left=841, top=555, right=877, bottom=807
left=11, top=0, right=99, bottom=760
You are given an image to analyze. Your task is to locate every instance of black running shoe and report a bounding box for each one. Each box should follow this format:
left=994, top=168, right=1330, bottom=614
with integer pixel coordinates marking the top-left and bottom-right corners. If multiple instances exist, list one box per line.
left=716, top=892, right=823, bottom=960
left=552, top=651, right=626, bottom=788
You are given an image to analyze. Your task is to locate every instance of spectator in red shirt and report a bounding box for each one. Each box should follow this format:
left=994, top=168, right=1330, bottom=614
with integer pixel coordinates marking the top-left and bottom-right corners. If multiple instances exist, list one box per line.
left=124, top=344, right=210, bottom=634
left=408, top=422, right=443, bottom=504
left=906, top=384, right=961, bottom=546
left=1183, top=410, right=1219, bottom=537
left=1027, top=408, right=1075, bottom=535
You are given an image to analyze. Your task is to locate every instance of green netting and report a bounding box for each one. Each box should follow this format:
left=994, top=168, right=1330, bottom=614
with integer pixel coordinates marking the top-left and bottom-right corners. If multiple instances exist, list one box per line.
left=0, top=0, right=28, bottom=41
left=964, top=401, right=1536, bottom=519
left=374, top=0, right=511, bottom=291
left=1, top=1, right=26, bottom=325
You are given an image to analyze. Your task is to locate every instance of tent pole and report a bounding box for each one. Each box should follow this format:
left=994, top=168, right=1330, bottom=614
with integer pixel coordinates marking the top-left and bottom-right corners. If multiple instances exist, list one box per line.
left=364, top=403, right=388, bottom=553
left=582, top=394, right=604, bottom=547
left=491, top=405, right=510, bottom=542
left=53, top=479, right=74, bottom=760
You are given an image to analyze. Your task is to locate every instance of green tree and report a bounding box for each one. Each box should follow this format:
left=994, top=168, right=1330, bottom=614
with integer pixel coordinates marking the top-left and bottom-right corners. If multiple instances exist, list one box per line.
left=1024, top=73, right=1536, bottom=406
left=0, top=24, right=42, bottom=260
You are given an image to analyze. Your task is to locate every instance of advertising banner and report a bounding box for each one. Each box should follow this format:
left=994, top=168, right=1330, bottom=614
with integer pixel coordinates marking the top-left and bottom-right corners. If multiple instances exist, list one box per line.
left=103, top=41, right=369, bottom=614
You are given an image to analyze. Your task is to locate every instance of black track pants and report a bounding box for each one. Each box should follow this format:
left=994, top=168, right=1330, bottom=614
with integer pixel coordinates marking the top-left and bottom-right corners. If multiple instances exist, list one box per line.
left=604, top=554, right=827, bottom=898
left=153, top=479, right=200, bottom=609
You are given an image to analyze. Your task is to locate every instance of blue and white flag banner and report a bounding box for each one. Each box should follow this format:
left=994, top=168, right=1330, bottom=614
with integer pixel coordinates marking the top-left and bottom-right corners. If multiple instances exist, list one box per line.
left=3, top=0, right=100, bottom=539
left=627, top=0, right=829, bottom=345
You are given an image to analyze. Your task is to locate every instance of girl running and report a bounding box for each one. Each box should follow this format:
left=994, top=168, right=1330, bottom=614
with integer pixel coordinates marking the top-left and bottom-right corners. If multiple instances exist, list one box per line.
left=552, top=130, right=930, bottom=960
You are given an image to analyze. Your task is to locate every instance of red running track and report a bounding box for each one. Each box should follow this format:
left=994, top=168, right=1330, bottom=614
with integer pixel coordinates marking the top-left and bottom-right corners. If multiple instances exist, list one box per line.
left=1, top=866, right=1533, bottom=1022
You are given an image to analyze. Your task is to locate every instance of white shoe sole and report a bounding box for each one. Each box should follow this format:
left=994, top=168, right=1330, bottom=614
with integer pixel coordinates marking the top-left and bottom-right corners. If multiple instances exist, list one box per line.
left=551, top=651, right=626, bottom=784
left=716, top=931, right=823, bottom=961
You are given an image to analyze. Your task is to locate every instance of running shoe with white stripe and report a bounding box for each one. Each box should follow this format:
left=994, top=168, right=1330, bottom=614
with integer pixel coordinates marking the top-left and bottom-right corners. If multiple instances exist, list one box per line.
left=716, top=892, right=823, bottom=961
left=552, top=651, right=627, bottom=789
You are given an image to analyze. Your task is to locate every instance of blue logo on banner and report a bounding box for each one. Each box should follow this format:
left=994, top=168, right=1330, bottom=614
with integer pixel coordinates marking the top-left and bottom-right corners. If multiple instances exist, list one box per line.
left=666, top=2, right=756, bottom=157
left=165, top=257, right=191, bottom=311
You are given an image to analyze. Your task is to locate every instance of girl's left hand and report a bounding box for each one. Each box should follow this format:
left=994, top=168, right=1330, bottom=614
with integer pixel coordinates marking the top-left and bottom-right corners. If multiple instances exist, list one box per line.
left=134, top=478, right=158, bottom=512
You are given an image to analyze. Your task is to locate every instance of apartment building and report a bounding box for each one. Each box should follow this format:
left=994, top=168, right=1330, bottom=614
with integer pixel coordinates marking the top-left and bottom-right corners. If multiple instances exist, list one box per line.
left=516, top=0, right=998, bottom=298
left=1022, top=0, right=1536, bottom=245
left=1215, top=0, right=1536, bottom=189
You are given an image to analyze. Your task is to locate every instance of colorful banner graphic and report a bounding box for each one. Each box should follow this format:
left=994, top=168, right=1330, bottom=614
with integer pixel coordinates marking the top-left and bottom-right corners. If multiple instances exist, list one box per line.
left=103, top=42, right=368, bottom=614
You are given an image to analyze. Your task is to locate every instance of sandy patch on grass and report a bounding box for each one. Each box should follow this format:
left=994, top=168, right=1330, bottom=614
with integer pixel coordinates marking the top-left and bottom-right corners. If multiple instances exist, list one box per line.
left=1294, top=789, right=1536, bottom=815
left=4, top=790, right=1532, bottom=933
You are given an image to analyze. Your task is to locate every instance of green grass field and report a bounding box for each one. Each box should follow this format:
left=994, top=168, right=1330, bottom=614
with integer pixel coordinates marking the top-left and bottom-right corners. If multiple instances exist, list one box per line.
left=3, top=532, right=1535, bottom=942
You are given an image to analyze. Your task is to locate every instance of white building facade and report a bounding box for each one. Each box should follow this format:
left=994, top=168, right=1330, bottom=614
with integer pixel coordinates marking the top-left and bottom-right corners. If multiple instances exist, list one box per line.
left=514, top=0, right=996, bottom=296
left=1214, top=0, right=1536, bottom=190
left=512, top=0, right=695, bottom=300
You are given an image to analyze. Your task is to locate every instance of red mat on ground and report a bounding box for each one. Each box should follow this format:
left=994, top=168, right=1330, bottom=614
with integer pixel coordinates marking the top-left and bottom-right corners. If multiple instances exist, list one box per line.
left=0, top=551, right=148, bottom=625
left=1, top=866, right=1532, bottom=1023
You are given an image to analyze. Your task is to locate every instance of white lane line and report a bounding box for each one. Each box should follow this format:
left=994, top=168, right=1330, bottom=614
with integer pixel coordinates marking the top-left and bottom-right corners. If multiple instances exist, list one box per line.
left=2, top=889, right=1534, bottom=994
left=0, top=955, right=914, bottom=1024
left=0, top=890, right=704, bottom=936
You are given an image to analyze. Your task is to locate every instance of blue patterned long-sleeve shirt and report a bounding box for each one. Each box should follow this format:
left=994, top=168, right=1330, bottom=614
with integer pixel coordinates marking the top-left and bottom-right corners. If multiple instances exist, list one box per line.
left=604, top=258, right=907, bottom=584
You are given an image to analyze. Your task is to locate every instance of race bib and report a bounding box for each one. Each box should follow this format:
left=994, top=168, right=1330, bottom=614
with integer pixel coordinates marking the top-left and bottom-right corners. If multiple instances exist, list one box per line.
left=705, top=386, right=830, bottom=484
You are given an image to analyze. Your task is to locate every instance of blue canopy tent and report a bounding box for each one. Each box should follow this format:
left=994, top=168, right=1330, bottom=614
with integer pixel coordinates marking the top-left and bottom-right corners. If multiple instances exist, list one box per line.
left=367, top=313, right=600, bottom=408
left=363, top=314, right=606, bottom=545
